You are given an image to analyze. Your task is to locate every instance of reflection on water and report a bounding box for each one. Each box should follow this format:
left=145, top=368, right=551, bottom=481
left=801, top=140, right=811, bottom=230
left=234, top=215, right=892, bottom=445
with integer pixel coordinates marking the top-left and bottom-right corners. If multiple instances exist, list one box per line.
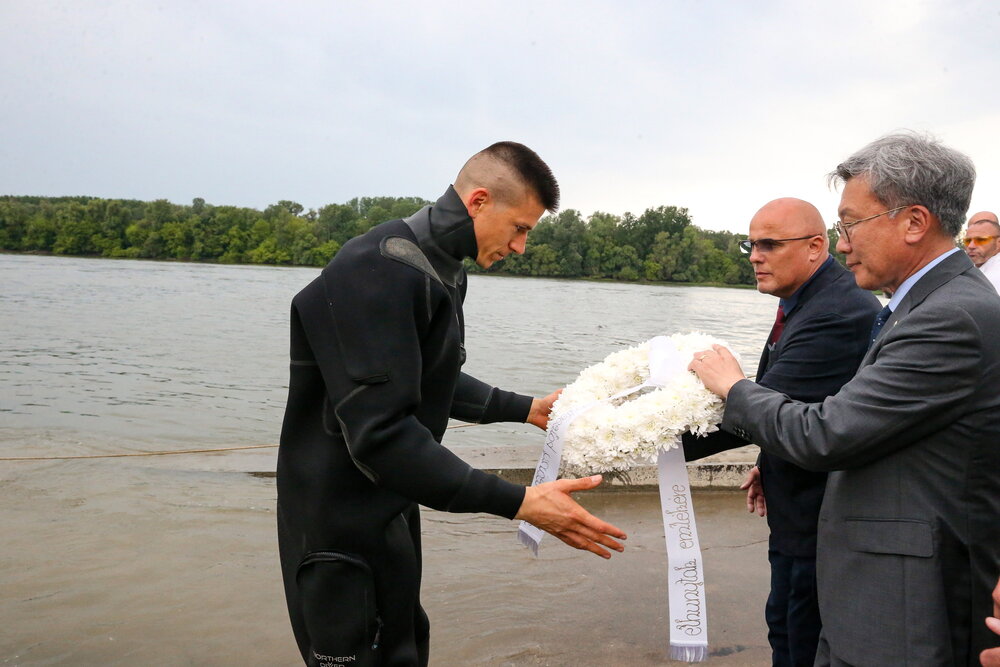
left=1, top=254, right=774, bottom=455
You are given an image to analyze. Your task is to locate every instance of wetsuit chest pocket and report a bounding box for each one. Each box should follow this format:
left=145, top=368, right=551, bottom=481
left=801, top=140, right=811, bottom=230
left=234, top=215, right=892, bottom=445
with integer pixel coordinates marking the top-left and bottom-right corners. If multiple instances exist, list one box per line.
left=296, top=550, right=382, bottom=666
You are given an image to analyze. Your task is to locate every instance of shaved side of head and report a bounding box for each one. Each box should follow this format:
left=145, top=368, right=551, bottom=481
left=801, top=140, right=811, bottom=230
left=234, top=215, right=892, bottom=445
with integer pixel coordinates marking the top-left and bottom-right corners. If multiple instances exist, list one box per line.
left=454, top=141, right=559, bottom=213
left=455, top=152, right=528, bottom=208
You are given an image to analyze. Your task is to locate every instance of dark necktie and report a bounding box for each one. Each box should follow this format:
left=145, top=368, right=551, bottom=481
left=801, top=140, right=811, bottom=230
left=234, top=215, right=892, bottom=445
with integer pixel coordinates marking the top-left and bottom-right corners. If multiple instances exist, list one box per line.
left=869, top=304, right=892, bottom=348
left=768, top=305, right=786, bottom=345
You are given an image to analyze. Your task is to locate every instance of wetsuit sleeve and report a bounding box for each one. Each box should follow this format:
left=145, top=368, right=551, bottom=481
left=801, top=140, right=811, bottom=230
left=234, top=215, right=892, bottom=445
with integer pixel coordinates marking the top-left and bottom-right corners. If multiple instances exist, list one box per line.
left=681, top=429, right=748, bottom=461
left=316, top=256, right=525, bottom=519
left=451, top=372, right=533, bottom=424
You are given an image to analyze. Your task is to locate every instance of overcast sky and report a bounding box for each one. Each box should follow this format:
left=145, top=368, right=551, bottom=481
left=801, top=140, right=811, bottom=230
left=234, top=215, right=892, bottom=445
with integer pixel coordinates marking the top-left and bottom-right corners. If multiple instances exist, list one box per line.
left=2, top=0, right=999, bottom=234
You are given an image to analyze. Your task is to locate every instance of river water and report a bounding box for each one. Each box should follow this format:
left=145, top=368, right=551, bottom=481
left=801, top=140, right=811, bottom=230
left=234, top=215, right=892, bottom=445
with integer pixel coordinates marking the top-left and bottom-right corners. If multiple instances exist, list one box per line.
left=0, top=253, right=774, bottom=455
left=0, top=254, right=779, bottom=665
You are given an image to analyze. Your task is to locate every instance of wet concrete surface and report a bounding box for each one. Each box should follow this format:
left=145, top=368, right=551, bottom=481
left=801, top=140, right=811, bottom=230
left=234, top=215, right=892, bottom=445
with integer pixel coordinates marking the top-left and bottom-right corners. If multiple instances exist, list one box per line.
left=0, top=439, right=770, bottom=665
left=424, top=490, right=771, bottom=666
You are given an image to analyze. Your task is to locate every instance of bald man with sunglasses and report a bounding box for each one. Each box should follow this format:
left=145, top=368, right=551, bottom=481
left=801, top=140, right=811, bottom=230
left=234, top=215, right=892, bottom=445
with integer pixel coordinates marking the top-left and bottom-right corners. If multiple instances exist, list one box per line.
left=682, top=198, right=880, bottom=667
left=963, top=211, right=1000, bottom=293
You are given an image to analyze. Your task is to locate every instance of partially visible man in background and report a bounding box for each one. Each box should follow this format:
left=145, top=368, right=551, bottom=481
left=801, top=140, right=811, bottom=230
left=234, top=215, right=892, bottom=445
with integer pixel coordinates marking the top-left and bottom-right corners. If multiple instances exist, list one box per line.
left=683, top=197, right=879, bottom=666
left=963, top=210, right=1000, bottom=292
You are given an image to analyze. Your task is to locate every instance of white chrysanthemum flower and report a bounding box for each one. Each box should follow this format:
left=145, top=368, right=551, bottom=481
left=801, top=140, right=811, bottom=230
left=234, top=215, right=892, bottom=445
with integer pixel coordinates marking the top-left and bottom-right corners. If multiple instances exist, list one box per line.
left=552, top=333, right=739, bottom=475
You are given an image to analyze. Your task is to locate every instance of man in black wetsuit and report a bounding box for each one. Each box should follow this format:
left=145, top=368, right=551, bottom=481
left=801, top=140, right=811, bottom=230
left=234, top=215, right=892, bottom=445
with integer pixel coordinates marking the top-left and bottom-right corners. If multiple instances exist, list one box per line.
left=277, top=142, right=626, bottom=666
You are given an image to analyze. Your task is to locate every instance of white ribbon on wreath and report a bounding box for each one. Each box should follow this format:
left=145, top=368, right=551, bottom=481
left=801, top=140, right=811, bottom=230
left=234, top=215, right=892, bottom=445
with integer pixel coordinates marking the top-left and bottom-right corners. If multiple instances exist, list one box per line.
left=519, top=333, right=738, bottom=663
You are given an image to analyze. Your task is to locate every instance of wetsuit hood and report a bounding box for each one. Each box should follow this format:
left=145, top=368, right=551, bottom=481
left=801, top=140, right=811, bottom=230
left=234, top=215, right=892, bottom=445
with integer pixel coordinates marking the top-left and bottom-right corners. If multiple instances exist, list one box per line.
left=404, top=185, right=478, bottom=287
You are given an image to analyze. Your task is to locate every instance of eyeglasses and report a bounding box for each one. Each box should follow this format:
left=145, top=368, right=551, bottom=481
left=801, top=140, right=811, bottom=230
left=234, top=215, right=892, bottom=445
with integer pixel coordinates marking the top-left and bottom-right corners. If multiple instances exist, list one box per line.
left=962, top=236, right=998, bottom=247
left=738, top=235, right=821, bottom=255
left=835, top=205, right=911, bottom=244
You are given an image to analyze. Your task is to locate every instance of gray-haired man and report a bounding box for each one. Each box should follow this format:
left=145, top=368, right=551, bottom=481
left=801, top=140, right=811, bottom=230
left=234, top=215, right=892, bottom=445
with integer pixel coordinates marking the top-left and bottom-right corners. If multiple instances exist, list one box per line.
left=691, top=132, right=1000, bottom=665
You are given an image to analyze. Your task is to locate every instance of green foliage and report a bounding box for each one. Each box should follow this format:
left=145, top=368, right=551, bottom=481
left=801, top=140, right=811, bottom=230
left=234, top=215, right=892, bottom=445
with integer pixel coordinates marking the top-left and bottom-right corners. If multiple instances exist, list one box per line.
left=827, top=228, right=845, bottom=265
left=0, top=194, right=428, bottom=268
left=0, top=193, right=835, bottom=287
left=474, top=207, right=765, bottom=286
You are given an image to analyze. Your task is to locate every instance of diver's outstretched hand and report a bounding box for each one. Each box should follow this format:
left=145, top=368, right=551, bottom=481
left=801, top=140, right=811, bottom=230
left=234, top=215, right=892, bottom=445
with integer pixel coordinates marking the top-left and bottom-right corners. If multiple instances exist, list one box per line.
left=516, top=475, right=626, bottom=559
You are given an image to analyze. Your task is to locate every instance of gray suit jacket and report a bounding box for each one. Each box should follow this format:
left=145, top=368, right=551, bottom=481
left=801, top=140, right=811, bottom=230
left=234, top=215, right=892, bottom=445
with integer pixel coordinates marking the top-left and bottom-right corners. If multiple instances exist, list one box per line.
left=723, top=251, right=1000, bottom=666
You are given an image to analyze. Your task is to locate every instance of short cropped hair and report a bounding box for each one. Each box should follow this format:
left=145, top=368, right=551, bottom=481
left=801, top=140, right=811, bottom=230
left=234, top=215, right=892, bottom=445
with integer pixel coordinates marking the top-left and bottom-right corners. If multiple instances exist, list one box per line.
left=969, top=218, right=1000, bottom=234
left=479, top=141, right=560, bottom=213
left=828, top=131, right=976, bottom=238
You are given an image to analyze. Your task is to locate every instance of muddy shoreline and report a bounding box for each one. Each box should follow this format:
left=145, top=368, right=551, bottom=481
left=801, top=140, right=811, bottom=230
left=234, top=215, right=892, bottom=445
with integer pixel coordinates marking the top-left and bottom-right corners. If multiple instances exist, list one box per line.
left=1, top=441, right=769, bottom=665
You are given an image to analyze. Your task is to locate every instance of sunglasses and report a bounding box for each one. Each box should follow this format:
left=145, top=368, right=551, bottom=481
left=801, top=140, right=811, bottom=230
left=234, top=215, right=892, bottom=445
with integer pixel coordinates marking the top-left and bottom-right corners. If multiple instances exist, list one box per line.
left=962, top=236, right=998, bottom=248
left=739, top=234, right=821, bottom=255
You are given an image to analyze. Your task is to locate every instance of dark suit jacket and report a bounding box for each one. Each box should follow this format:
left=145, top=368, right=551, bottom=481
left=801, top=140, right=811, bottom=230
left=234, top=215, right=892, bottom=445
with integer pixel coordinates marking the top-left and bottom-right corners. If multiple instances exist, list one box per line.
left=684, top=258, right=880, bottom=557
left=723, top=251, right=1000, bottom=665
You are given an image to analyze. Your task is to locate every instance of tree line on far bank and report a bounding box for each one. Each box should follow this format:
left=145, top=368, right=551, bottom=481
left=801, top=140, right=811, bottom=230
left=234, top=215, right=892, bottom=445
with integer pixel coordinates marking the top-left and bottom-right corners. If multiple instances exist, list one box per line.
left=0, top=195, right=840, bottom=286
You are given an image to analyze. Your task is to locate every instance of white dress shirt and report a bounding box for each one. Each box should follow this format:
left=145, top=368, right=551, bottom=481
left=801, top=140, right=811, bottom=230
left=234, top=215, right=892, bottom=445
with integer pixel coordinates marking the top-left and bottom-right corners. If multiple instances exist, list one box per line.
left=978, top=253, right=1000, bottom=294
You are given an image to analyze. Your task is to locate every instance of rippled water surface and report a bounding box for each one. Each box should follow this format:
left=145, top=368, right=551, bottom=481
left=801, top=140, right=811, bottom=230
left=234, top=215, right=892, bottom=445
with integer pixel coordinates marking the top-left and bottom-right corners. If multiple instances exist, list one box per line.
left=1, top=253, right=774, bottom=454
left=0, top=254, right=778, bottom=665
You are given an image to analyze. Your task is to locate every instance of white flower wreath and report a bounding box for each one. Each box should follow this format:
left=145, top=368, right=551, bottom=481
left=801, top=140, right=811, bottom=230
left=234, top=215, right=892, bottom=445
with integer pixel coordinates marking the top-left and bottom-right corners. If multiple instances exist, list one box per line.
left=551, top=332, right=736, bottom=475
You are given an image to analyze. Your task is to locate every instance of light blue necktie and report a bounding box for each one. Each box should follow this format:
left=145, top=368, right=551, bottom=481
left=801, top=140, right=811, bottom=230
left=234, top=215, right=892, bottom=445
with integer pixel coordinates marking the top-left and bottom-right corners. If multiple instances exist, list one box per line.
left=869, top=304, right=892, bottom=348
